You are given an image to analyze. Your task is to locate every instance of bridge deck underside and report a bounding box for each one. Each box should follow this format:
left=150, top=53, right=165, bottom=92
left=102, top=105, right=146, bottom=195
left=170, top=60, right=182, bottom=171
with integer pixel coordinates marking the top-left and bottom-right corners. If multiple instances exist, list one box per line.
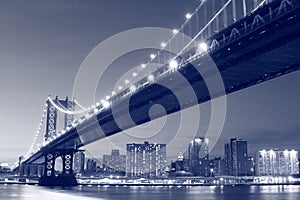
left=24, top=1, right=300, bottom=165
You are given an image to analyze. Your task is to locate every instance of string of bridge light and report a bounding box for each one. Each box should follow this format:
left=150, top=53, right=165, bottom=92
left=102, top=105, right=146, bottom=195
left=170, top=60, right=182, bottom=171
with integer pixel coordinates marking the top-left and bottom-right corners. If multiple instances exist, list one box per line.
left=40, top=0, right=268, bottom=138
left=24, top=103, right=48, bottom=159
left=38, top=0, right=267, bottom=133
left=41, top=0, right=210, bottom=118
left=85, top=0, right=210, bottom=112
left=120, top=0, right=209, bottom=88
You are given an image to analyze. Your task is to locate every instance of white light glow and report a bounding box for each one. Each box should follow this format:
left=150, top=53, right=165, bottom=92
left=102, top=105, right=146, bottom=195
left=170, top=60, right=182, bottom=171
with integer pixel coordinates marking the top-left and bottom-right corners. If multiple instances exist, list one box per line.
left=195, top=138, right=202, bottom=143
left=148, top=74, right=154, bottom=82
left=133, top=72, right=137, bottom=77
left=112, top=91, right=116, bottom=95
left=141, top=64, right=146, bottom=68
left=130, top=85, right=136, bottom=92
left=106, top=96, right=110, bottom=100
left=185, top=13, right=192, bottom=19
left=205, top=138, right=209, bottom=144
left=118, top=86, right=123, bottom=90
left=172, top=29, right=179, bottom=34
left=102, top=101, right=110, bottom=108
left=125, top=80, right=130, bottom=84
left=199, top=42, right=208, bottom=52
left=161, top=42, right=166, bottom=48
left=169, top=60, right=178, bottom=69
left=150, top=54, right=156, bottom=59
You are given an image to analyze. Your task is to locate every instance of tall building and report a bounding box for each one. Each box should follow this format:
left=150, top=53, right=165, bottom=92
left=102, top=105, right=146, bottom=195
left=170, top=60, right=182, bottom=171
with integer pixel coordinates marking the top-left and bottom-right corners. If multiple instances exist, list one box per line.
left=232, top=139, right=248, bottom=176
left=188, top=137, right=209, bottom=176
left=224, top=138, right=236, bottom=176
left=256, top=149, right=299, bottom=176
left=126, top=141, right=166, bottom=177
left=224, top=143, right=230, bottom=175
left=225, top=138, right=250, bottom=176
left=73, top=151, right=85, bottom=174
left=86, top=159, right=97, bottom=172
left=212, top=157, right=226, bottom=176
left=103, top=149, right=126, bottom=173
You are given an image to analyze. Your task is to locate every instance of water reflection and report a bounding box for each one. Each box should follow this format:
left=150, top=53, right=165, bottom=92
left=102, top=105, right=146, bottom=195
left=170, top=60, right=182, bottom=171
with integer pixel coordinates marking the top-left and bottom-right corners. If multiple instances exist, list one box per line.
left=1, top=184, right=300, bottom=200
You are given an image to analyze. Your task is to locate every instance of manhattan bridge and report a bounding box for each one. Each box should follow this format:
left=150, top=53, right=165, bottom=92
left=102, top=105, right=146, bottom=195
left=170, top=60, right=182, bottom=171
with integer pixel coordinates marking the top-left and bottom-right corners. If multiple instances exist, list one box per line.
left=12, top=0, right=300, bottom=186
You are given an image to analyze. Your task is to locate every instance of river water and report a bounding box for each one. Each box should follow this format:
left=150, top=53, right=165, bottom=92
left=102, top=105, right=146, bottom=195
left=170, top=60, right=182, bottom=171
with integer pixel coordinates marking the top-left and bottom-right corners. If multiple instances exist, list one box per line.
left=1, top=184, right=300, bottom=200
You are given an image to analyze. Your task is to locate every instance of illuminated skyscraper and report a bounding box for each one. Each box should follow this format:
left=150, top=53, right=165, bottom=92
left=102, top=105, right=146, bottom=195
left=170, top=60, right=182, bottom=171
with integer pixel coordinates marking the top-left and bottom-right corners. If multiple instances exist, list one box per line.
left=225, top=138, right=249, bottom=176
left=126, top=141, right=166, bottom=177
left=256, top=149, right=299, bottom=176
left=188, top=137, right=209, bottom=176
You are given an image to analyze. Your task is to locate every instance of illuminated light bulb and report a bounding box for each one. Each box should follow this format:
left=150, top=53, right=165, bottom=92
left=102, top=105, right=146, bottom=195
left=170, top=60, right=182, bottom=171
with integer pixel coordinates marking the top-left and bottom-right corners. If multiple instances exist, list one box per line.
left=141, top=64, right=146, bottom=68
left=185, top=13, right=192, bottom=19
left=199, top=42, right=208, bottom=52
left=173, top=29, right=179, bottom=34
left=130, top=85, right=136, bottom=92
left=96, top=102, right=100, bottom=107
left=106, top=95, right=110, bottom=100
left=150, top=54, right=156, bottom=59
left=132, top=72, right=137, bottom=77
left=125, top=80, right=130, bottom=84
left=161, top=42, right=166, bottom=48
left=102, top=101, right=110, bottom=108
left=148, top=74, right=154, bottom=82
left=169, top=60, right=178, bottom=69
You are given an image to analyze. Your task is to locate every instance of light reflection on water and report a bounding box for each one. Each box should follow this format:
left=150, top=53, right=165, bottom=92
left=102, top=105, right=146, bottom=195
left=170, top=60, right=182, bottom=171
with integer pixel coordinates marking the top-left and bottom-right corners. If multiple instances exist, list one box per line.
left=1, top=184, right=300, bottom=200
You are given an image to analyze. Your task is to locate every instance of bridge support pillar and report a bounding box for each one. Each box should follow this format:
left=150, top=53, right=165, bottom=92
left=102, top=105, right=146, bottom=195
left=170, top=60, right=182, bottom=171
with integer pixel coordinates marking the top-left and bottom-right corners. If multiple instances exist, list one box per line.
left=39, top=151, right=77, bottom=186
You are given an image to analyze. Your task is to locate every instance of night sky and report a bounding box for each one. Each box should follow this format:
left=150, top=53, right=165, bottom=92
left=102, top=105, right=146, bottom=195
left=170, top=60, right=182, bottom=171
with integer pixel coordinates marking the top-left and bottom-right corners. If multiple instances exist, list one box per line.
left=0, top=0, right=299, bottom=163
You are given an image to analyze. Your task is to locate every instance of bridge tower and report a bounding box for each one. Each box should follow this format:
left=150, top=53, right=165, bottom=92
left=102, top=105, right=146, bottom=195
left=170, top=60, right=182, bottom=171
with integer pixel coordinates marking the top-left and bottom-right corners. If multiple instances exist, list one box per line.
left=45, top=96, right=75, bottom=141
left=39, top=96, right=78, bottom=186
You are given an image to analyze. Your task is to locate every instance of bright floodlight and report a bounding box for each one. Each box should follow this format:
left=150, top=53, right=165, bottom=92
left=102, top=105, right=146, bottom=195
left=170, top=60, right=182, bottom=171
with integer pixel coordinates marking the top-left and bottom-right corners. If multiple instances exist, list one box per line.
left=172, top=29, right=179, bottom=34
left=195, top=138, right=201, bottom=143
left=125, top=80, right=129, bottom=84
left=102, top=100, right=110, bottom=108
left=185, top=13, right=192, bottom=19
left=130, top=85, right=136, bottom=92
left=150, top=54, right=156, bottom=59
left=199, top=42, right=208, bottom=52
left=106, top=95, right=110, bottom=100
left=148, top=74, right=154, bottom=82
left=169, top=60, right=178, bottom=69
left=161, top=42, right=166, bottom=48
left=132, top=72, right=137, bottom=77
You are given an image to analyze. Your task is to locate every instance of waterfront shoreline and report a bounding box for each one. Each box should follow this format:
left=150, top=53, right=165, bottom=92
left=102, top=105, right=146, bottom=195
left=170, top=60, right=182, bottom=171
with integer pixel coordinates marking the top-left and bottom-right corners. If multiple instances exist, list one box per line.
left=1, top=181, right=299, bottom=187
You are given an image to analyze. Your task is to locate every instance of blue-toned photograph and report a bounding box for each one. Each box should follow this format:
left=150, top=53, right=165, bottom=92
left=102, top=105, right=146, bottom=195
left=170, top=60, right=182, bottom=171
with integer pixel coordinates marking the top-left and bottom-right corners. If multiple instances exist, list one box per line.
left=0, top=0, right=299, bottom=199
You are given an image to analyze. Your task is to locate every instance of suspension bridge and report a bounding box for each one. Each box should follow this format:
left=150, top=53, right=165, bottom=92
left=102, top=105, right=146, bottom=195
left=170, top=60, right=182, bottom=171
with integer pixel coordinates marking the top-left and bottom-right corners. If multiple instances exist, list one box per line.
left=14, top=0, right=300, bottom=186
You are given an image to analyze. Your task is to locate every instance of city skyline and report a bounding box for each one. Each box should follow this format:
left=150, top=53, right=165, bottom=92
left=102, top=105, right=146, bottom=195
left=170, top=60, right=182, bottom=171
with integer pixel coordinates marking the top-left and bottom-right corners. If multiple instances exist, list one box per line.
left=58, top=138, right=299, bottom=178
left=57, top=135, right=300, bottom=168
left=0, top=0, right=300, bottom=165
